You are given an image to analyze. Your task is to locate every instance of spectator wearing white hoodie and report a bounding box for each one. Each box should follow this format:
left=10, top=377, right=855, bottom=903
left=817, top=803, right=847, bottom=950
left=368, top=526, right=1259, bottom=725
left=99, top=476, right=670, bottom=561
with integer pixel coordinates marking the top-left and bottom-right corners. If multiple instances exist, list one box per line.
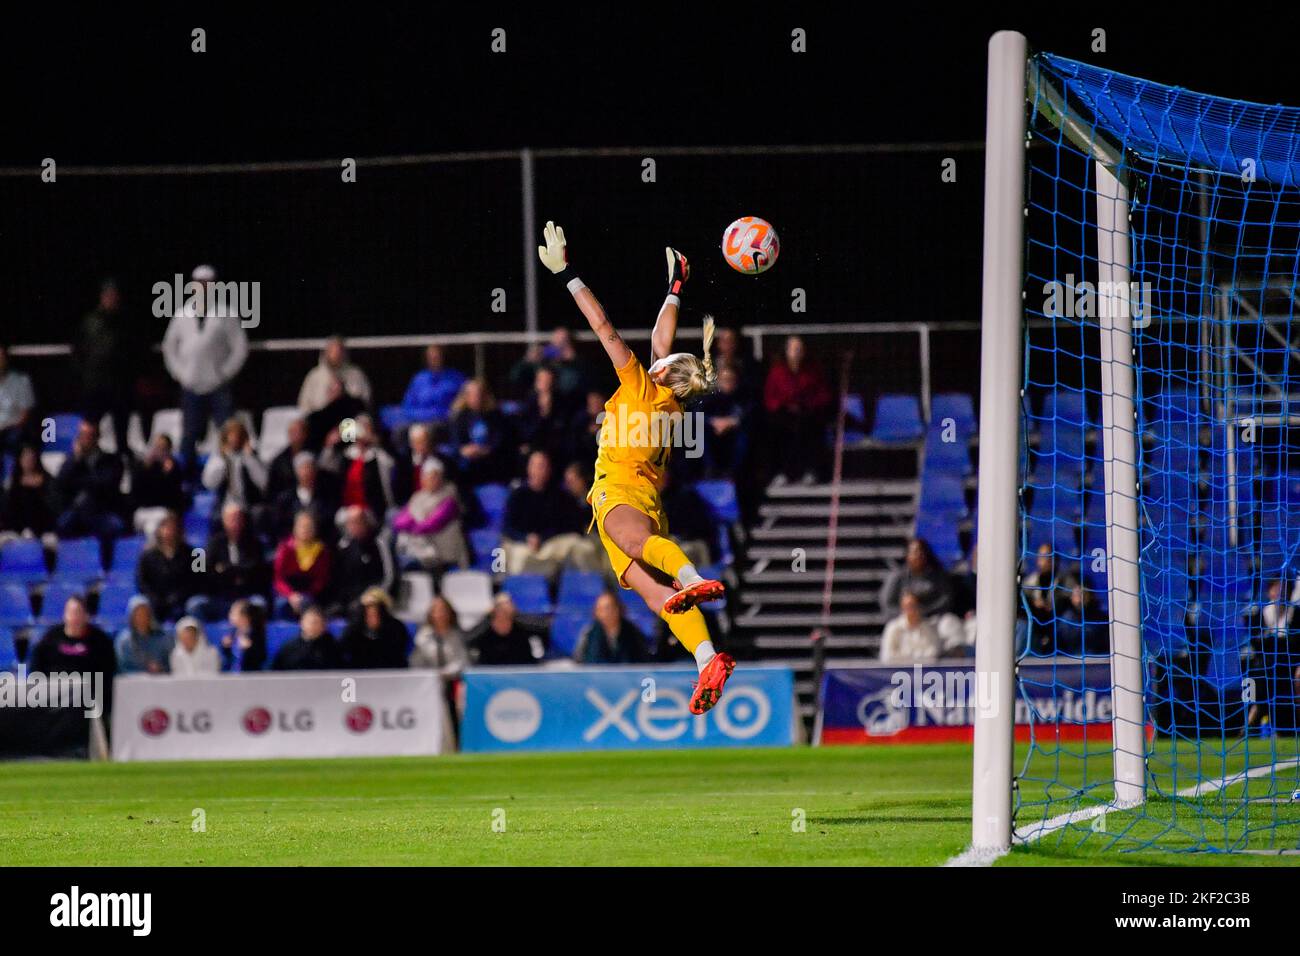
left=169, top=616, right=221, bottom=676
left=162, top=264, right=249, bottom=471
left=298, top=336, right=372, bottom=413
left=879, top=591, right=943, bottom=665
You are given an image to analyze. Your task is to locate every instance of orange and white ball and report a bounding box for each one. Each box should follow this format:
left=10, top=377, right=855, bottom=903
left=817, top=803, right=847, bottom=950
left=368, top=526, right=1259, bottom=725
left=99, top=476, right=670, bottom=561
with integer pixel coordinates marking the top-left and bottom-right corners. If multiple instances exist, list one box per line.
left=722, top=216, right=779, bottom=275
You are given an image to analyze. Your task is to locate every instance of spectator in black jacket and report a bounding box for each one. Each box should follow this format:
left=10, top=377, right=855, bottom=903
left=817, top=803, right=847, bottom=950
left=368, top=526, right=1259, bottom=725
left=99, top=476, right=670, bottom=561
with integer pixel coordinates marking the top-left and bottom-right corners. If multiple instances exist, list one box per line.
left=446, top=379, right=509, bottom=485
left=135, top=511, right=197, bottom=622
left=572, top=591, right=651, bottom=664
left=220, top=598, right=269, bottom=672
left=698, top=364, right=752, bottom=479
left=880, top=537, right=955, bottom=619
left=271, top=604, right=341, bottom=671
left=1, top=444, right=58, bottom=537
left=266, top=416, right=310, bottom=501
left=28, top=594, right=116, bottom=715
left=516, top=366, right=572, bottom=467
left=271, top=451, right=337, bottom=542
left=567, top=390, right=607, bottom=467
left=130, top=433, right=187, bottom=534
left=330, top=505, right=395, bottom=616
left=339, top=587, right=409, bottom=669
left=198, top=502, right=269, bottom=619
left=468, top=593, right=545, bottom=665
left=500, top=450, right=586, bottom=574
left=55, top=419, right=125, bottom=542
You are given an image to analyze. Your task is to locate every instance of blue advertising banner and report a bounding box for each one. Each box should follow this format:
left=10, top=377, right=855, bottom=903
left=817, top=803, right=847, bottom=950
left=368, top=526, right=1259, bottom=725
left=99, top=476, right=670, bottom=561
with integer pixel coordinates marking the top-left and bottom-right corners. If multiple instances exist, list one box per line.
left=461, top=665, right=795, bottom=752
left=817, top=660, right=1115, bottom=744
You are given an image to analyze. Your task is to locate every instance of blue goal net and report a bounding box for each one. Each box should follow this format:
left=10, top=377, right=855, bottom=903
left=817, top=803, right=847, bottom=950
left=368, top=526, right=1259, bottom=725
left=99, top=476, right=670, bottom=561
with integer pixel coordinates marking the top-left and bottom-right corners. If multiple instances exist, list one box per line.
left=1016, top=51, right=1300, bottom=853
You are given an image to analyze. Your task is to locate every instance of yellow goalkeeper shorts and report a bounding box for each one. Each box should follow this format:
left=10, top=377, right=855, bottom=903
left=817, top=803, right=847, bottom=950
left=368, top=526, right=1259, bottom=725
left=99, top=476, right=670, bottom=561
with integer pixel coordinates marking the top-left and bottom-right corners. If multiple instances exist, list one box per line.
left=589, top=480, right=668, bottom=588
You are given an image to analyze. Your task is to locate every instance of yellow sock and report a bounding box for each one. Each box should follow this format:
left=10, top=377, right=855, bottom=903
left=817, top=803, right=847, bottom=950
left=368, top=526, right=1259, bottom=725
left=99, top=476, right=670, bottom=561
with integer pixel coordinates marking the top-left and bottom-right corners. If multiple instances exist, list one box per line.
left=641, top=534, right=695, bottom=582
left=659, top=605, right=710, bottom=655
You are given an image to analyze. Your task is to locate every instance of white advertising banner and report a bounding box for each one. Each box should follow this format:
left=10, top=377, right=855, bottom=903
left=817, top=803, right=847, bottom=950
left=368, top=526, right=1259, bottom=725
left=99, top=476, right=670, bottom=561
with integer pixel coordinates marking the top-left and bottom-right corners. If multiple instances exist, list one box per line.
left=111, top=671, right=448, bottom=761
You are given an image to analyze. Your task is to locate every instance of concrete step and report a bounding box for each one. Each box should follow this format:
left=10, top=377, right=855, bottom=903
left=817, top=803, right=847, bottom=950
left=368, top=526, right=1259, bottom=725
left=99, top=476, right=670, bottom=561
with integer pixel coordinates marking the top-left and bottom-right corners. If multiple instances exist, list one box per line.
left=759, top=502, right=914, bottom=519
left=736, top=610, right=888, bottom=628
left=753, top=634, right=881, bottom=650
left=742, top=568, right=886, bottom=584
left=749, top=523, right=911, bottom=542
left=738, top=589, right=878, bottom=605
left=764, top=479, right=917, bottom=499
left=747, top=544, right=905, bottom=561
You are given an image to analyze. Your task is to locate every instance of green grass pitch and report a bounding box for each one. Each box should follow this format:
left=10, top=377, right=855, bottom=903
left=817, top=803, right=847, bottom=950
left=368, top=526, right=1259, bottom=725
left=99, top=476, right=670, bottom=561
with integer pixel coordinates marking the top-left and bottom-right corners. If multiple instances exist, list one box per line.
left=1, top=746, right=1297, bottom=866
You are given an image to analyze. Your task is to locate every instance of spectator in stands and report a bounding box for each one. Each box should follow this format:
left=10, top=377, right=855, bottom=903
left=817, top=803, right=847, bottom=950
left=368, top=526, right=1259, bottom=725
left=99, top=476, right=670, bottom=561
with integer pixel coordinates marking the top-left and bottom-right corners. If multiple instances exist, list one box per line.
left=1246, top=577, right=1300, bottom=733
left=409, top=596, right=469, bottom=676
left=763, top=335, right=832, bottom=484
left=55, top=419, right=126, bottom=542
left=339, top=587, right=408, bottom=669
left=659, top=470, right=716, bottom=569
left=114, top=595, right=172, bottom=675
left=135, top=511, right=197, bottom=622
left=319, top=413, right=396, bottom=524
left=266, top=416, right=310, bottom=501
left=517, top=365, right=572, bottom=467
left=879, top=591, right=943, bottom=664
left=699, top=364, right=751, bottom=479
left=401, top=344, right=468, bottom=425
left=1, top=444, right=58, bottom=539
left=331, top=505, right=395, bottom=615
left=880, top=537, right=954, bottom=618
left=298, top=335, right=373, bottom=414
left=393, top=457, right=469, bottom=571
left=221, top=598, right=269, bottom=672
left=1057, top=579, right=1107, bottom=656
left=29, top=595, right=116, bottom=711
left=162, top=264, right=249, bottom=471
left=711, top=325, right=748, bottom=382
left=201, top=501, right=270, bottom=619
left=305, top=373, right=369, bottom=452
left=501, top=450, right=587, bottom=574
left=169, top=615, right=221, bottom=676
left=130, top=433, right=187, bottom=535
left=271, top=451, right=337, bottom=542
left=568, top=390, right=607, bottom=466
left=572, top=590, right=651, bottom=664
left=202, top=417, right=268, bottom=524
left=272, top=510, right=333, bottom=619
left=559, top=461, right=603, bottom=572
left=271, top=604, right=340, bottom=671
left=393, top=422, right=438, bottom=504
left=542, top=327, right=590, bottom=399
left=0, top=344, right=36, bottom=471
left=1021, top=542, right=1067, bottom=637
left=73, top=278, right=140, bottom=463
left=468, top=593, right=545, bottom=665
left=447, top=379, right=508, bottom=486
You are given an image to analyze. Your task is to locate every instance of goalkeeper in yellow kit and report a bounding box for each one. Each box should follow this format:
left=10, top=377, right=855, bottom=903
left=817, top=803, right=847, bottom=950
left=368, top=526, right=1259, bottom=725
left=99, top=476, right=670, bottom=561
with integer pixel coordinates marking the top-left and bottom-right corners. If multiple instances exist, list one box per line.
left=537, top=220, right=734, bottom=714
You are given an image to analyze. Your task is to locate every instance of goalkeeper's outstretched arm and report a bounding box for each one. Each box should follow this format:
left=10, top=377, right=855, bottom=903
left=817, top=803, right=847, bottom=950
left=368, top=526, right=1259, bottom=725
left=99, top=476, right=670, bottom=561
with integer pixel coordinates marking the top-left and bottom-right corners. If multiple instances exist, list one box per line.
left=537, top=219, right=631, bottom=369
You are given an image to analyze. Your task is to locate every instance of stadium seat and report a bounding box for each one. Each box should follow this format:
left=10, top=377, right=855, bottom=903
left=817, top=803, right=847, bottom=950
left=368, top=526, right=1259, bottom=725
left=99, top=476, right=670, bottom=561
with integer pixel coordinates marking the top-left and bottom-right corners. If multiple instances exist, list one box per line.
left=694, top=480, right=739, bottom=524
left=38, top=582, right=85, bottom=624
left=556, top=570, right=605, bottom=612
left=870, top=394, right=924, bottom=443
left=921, top=430, right=972, bottom=476
left=917, top=475, right=968, bottom=521
left=930, top=392, right=977, bottom=438
left=549, top=612, right=588, bottom=656
left=378, top=405, right=409, bottom=435
left=440, top=570, right=493, bottom=629
left=46, top=413, right=82, bottom=453
left=842, top=393, right=868, bottom=444
left=0, top=539, right=48, bottom=584
left=258, top=405, right=301, bottom=462
left=149, top=408, right=183, bottom=447
left=100, top=412, right=148, bottom=457
left=265, top=622, right=300, bottom=664
left=40, top=451, right=66, bottom=477
left=52, top=538, right=104, bottom=581
left=0, top=585, right=33, bottom=626
left=502, top=574, right=553, bottom=614
left=396, top=571, right=435, bottom=624
left=0, top=627, right=15, bottom=670
left=106, top=536, right=146, bottom=583
left=474, top=484, right=510, bottom=531
left=625, top=602, right=661, bottom=642
left=96, top=584, right=135, bottom=623
left=469, top=528, right=501, bottom=572
left=914, top=518, right=963, bottom=569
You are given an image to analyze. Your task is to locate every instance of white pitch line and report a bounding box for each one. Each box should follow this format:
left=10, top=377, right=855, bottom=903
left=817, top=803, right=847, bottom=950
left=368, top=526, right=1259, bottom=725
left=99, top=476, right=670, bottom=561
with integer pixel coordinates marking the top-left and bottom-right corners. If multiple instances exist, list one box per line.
left=944, top=757, right=1300, bottom=866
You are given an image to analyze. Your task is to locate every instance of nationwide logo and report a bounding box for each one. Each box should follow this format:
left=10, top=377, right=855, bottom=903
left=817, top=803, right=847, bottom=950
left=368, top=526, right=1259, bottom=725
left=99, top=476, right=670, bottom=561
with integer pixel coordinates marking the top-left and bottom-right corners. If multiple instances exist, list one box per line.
left=139, top=708, right=170, bottom=737
left=242, top=706, right=272, bottom=735
left=345, top=705, right=374, bottom=733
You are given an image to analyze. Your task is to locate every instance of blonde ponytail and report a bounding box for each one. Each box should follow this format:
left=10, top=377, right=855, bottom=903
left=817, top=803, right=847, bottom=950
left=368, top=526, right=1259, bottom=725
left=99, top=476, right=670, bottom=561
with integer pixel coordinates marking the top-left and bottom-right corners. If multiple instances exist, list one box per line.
left=701, top=313, right=716, bottom=386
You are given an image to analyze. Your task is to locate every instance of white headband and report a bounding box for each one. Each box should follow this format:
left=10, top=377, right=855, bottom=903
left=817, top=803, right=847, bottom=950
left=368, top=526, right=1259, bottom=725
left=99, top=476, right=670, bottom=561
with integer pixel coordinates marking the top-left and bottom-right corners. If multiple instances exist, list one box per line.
left=647, top=352, right=693, bottom=376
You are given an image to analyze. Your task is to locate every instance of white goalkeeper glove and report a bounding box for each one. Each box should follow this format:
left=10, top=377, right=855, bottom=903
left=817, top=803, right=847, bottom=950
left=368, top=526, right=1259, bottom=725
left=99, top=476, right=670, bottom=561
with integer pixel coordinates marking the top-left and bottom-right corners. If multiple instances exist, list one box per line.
left=538, top=220, right=569, bottom=276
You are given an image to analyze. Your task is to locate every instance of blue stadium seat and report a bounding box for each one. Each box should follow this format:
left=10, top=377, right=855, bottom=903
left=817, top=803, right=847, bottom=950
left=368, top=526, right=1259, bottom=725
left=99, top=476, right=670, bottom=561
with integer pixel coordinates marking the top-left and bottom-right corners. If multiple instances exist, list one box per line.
left=870, top=394, right=924, bottom=443
left=842, top=394, right=867, bottom=444
left=0, top=539, right=47, bottom=584
left=265, top=622, right=301, bottom=664
left=183, top=512, right=209, bottom=543
left=556, top=570, right=605, bottom=612
left=96, top=585, right=135, bottom=623
left=502, top=574, right=553, bottom=614
left=469, top=528, right=501, bottom=572
left=917, top=475, right=968, bottom=521
left=625, top=603, right=661, bottom=643
left=106, top=536, right=146, bottom=583
left=474, top=483, right=510, bottom=531
left=921, top=430, right=972, bottom=476
left=53, top=538, right=103, bottom=581
left=1023, top=515, right=1080, bottom=557
left=549, top=612, right=587, bottom=656
left=0, top=626, right=15, bottom=670
left=0, top=585, right=32, bottom=626
left=379, top=405, right=409, bottom=434
left=930, top=392, right=977, bottom=438
left=914, top=518, right=963, bottom=569
left=46, top=413, right=82, bottom=453
left=694, top=480, right=739, bottom=524
left=38, top=582, right=85, bottom=625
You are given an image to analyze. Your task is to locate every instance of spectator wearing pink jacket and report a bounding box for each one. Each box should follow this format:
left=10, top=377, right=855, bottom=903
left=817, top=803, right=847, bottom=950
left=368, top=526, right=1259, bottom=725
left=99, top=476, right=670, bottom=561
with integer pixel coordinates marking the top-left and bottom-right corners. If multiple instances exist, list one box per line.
left=393, top=458, right=469, bottom=570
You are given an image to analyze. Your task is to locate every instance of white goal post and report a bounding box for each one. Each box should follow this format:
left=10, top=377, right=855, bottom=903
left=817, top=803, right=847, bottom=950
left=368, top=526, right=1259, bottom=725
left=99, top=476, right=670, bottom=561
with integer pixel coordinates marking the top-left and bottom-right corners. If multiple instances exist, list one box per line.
left=971, top=30, right=1146, bottom=850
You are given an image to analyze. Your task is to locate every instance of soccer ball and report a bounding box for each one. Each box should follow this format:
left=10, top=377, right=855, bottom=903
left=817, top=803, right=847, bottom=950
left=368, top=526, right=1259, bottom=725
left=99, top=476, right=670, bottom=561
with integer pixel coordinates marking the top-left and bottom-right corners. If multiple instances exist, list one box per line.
left=722, top=216, right=779, bottom=275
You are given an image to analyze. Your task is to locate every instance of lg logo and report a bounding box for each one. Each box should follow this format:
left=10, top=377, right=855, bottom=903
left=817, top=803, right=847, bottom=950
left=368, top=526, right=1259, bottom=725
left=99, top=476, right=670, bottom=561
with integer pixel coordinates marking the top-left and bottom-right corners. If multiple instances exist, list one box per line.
left=242, top=707, right=313, bottom=735
left=345, top=705, right=418, bottom=734
left=139, top=708, right=213, bottom=736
